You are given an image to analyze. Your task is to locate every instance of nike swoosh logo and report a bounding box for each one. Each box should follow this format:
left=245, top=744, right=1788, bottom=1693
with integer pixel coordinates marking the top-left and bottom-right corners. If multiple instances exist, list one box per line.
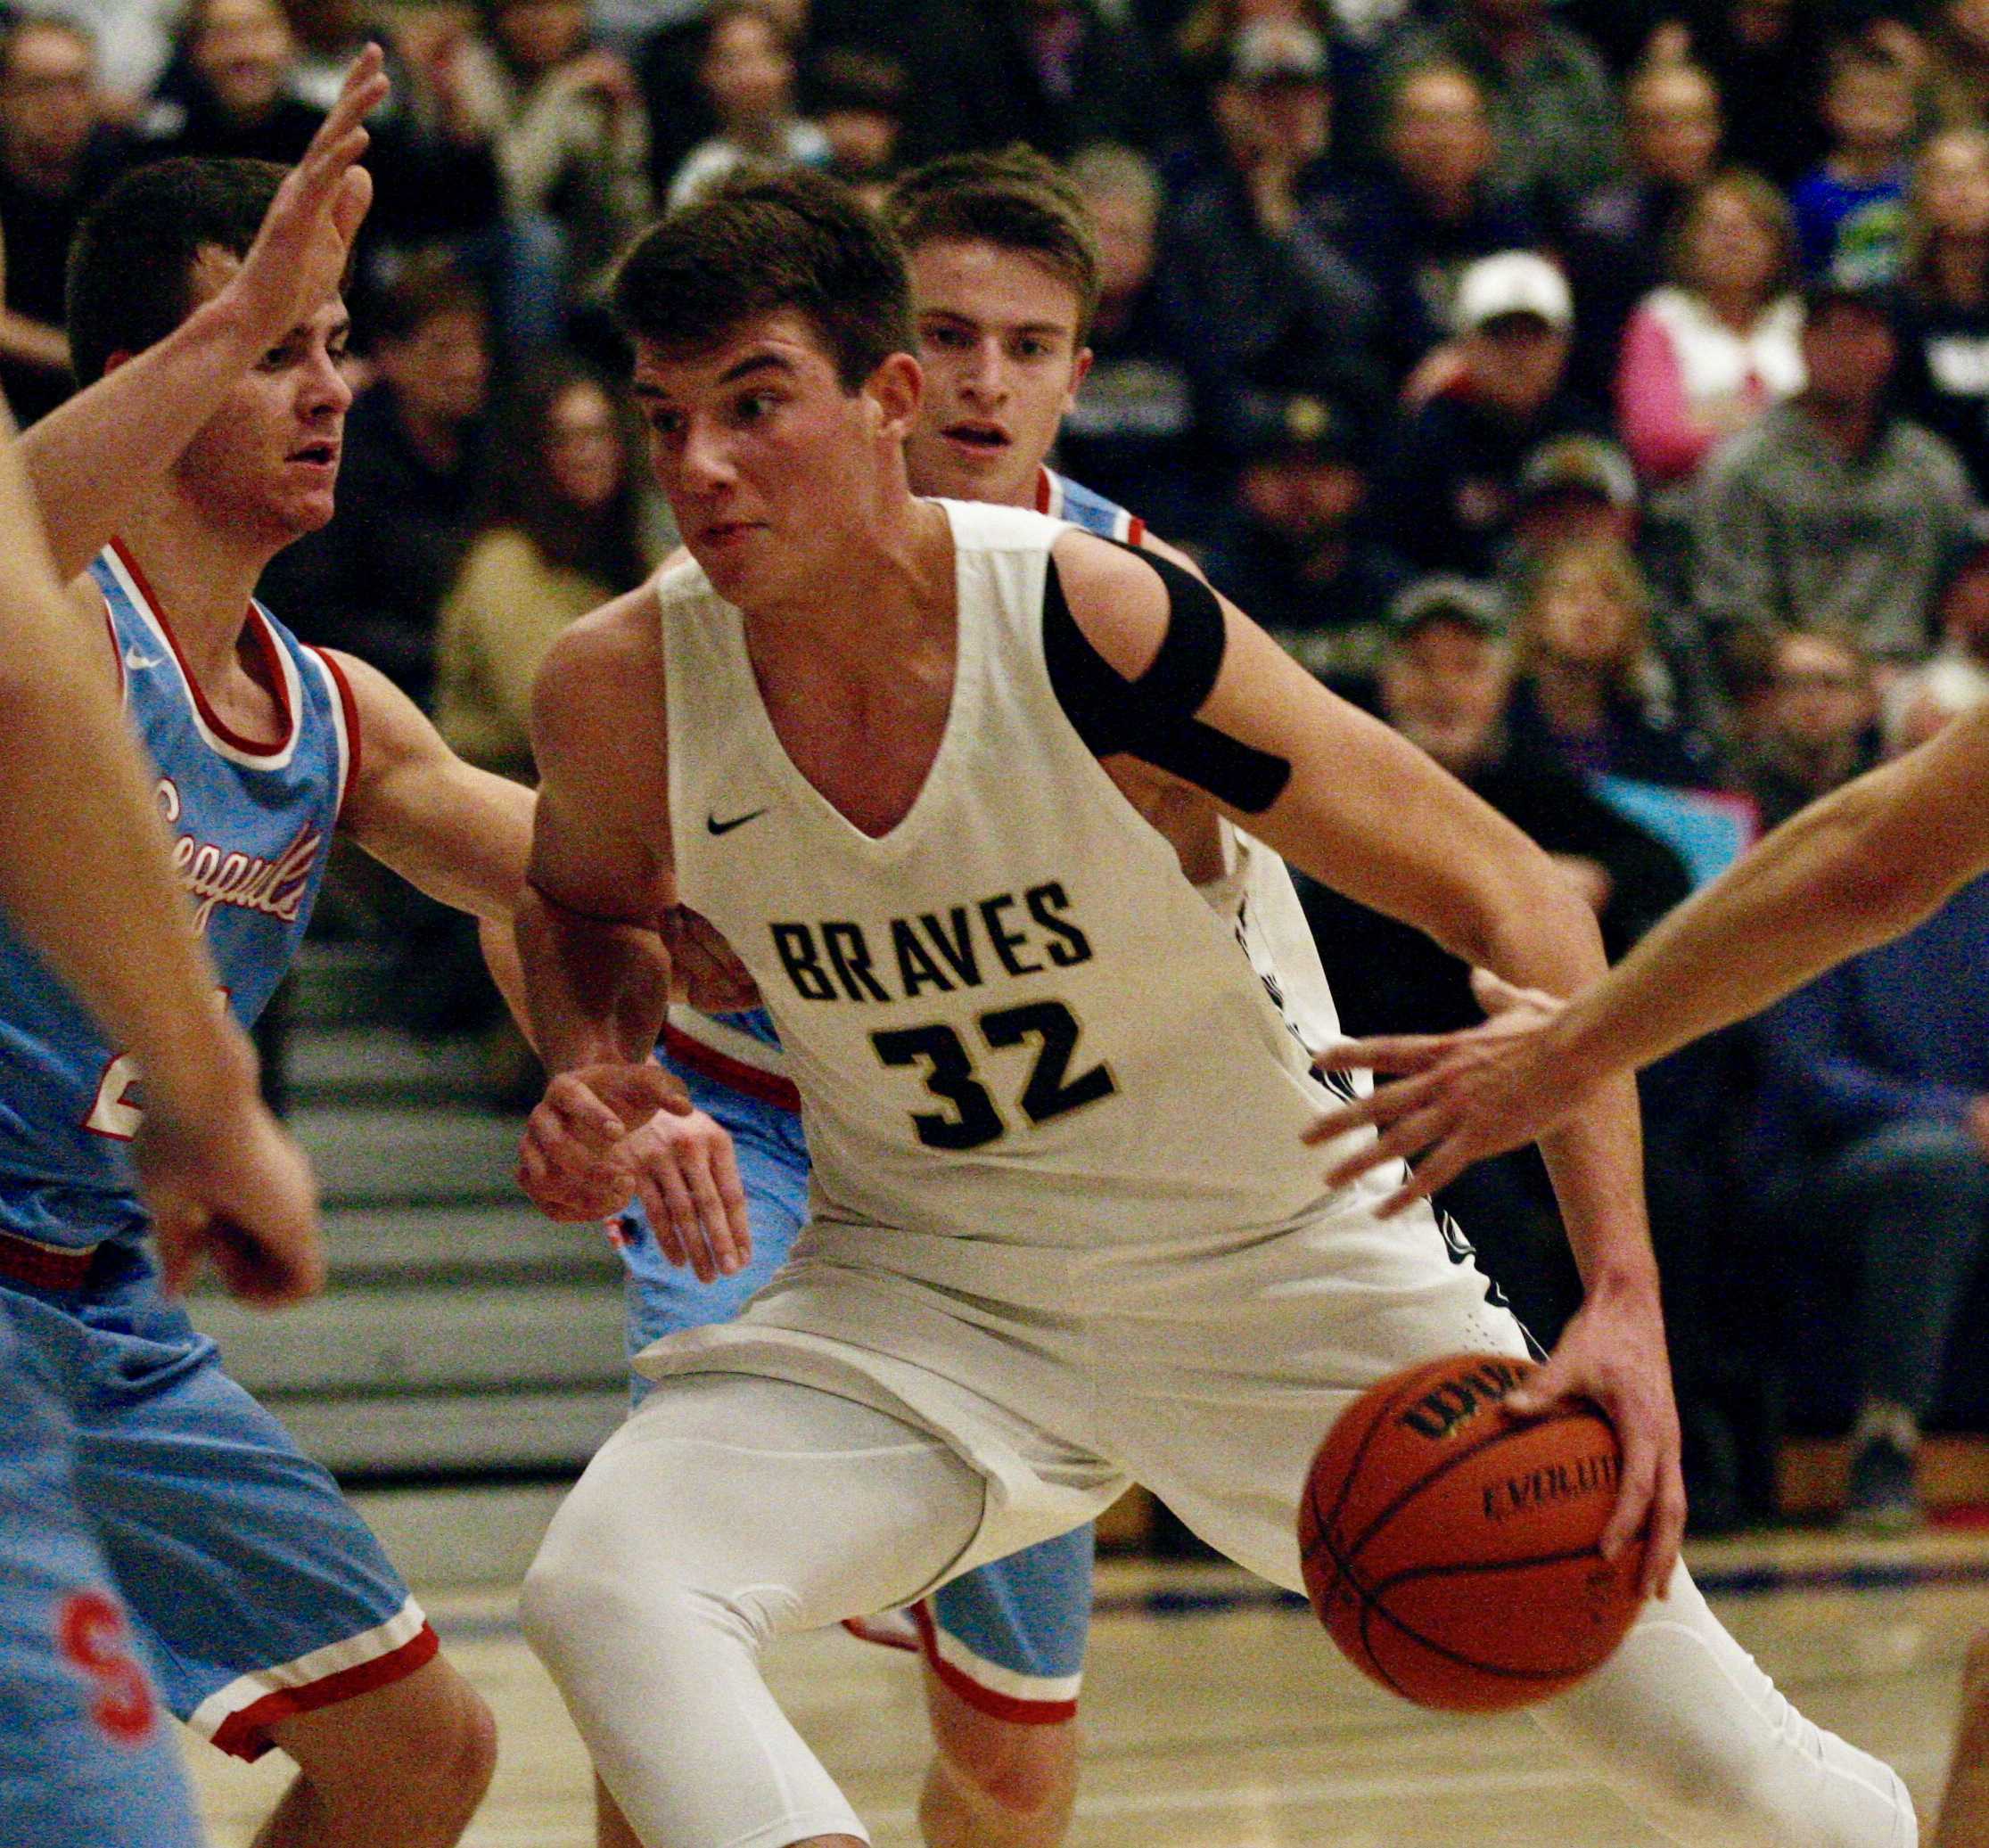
left=125, top=645, right=163, bottom=670
left=706, top=807, right=768, bottom=836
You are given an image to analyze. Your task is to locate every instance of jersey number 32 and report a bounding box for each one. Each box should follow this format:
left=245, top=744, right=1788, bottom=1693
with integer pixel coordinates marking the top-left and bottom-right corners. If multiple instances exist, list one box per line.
left=872, top=1000, right=1116, bottom=1151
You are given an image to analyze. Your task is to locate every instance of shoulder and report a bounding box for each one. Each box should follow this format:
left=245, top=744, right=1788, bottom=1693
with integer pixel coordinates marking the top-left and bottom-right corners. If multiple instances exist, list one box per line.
left=541, top=583, right=665, bottom=689
left=1047, top=527, right=1177, bottom=679
left=533, top=584, right=668, bottom=762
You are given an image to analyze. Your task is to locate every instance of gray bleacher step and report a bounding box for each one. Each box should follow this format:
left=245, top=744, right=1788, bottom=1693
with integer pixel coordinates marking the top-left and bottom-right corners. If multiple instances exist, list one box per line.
left=285, top=1023, right=492, bottom=1108
left=267, top=1389, right=626, bottom=1482
left=292, top=1104, right=526, bottom=1206
left=286, top=940, right=399, bottom=1028
left=349, top=1483, right=574, bottom=1586
left=320, top=1201, right=617, bottom=1285
left=192, top=1280, right=627, bottom=1396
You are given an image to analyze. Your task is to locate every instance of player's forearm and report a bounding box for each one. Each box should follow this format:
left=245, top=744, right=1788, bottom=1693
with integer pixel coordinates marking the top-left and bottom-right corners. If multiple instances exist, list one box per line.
left=514, top=884, right=670, bottom=1072
left=21, top=287, right=265, bottom=579
left=1542, top=724, right=1989, bottom=1094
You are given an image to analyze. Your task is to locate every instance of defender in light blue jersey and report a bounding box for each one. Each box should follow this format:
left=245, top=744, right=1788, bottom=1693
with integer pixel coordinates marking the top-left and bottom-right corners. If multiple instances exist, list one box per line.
left=6, top=146, right=540, bottom=1844
left=603, top=141, right=1210, bottom=1848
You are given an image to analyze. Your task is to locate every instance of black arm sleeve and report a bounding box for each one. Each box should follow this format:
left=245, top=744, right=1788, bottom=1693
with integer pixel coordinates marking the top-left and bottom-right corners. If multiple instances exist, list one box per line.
left=1041, top=540, right=1293, bottom=815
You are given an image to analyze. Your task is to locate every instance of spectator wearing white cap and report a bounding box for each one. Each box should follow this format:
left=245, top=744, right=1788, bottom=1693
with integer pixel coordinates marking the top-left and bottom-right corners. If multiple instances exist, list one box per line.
left=1371, top=248, right=1612, bottom=577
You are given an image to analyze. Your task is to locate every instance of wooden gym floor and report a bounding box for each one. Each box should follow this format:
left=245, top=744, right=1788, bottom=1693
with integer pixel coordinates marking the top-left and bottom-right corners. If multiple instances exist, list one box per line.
left=185, top=1522, right=1986, bottom=1846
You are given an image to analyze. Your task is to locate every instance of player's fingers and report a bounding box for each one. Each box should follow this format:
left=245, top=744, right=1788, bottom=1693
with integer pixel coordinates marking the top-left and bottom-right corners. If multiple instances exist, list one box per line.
left=1468, top=966, right=1554, bottom=1018
left=1311, top=1035, right=1444, bottom=1078
left=1323, top=1100, right=1447, bottom=1191
left=1601, top=1421, right=1661, bottom=1567
left=681, top=1150, right=737, bottom=1277
left=1502, top=1358, right=1580, bottom=1420
left=1299, top=1090, right=1387, bottom=1147
left=655, top=1160, right=711, bottom=1283
left=331, top=164, right=374, bottom=243
left=1641, top=1460, right=1689, bottom=1599
left=545, top=1076, right=628, bottom=1152
left=711, top=1136, right=752, bottom=1272
left=633, top=1176, right=686, bottom=1270
left=152, top=1200, right=201, bottom=1299
left=1377, top=1129, right=1478, bottom=1214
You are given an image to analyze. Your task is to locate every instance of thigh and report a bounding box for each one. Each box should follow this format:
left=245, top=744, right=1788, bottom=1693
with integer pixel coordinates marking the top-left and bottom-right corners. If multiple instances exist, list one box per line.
left=0, top=1335, right=205, bottom=1848
left=63, top=1272, right=434, bottom=1762
left=922, top=1524, right=1095, bottom=1722
left=1099, top=1203, right=1533, bottom=1592
left=618, top=1082, right=810, bottom=1394
left=540, top=1373, right=993, bottom=1632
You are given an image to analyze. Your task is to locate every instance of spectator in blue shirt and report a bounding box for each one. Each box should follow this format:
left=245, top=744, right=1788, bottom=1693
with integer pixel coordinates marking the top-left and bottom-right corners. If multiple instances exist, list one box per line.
left=1745, top=863, right=1989, bottom=1530
left=1790, top=37, right=1913, bottom=278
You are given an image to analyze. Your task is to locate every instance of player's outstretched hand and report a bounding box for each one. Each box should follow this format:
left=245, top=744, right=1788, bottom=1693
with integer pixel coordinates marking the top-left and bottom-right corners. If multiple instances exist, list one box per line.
left=519, top=1061, right=691, bottom=1223
left=138, top=1080, right=325, bottom=1309
left=664, top=906, right=761, bottom=1014
left=1303, top=971, right=1590, bottom=1214
left=617, top=1105, right=752, bottom=1283
left=1506, top=1281, right=1687, bottom=1601
left=220, top=45, right=387, bottom=348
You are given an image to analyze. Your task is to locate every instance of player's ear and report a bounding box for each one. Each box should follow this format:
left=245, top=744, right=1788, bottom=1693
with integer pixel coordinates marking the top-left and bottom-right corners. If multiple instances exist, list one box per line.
left=864, top=351, right=923, bottom=441
left=1065, top=346, right=1093, bottom=414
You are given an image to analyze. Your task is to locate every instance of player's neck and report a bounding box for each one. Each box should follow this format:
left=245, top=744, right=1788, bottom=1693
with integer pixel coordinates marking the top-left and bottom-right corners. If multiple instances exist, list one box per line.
left=115, top=498, right=274, bottom=694
left=746, top=493, right=953, bottom=676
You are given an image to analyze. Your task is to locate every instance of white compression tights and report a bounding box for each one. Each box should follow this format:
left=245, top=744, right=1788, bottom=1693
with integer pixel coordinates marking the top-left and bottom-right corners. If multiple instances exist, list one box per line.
left=523, top=1376, right=1916, bottom=1848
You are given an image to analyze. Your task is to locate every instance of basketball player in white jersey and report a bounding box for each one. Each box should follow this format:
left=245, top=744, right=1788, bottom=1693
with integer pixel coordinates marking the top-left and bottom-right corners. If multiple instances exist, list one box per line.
left=1303, top=700, right=1989, bottom=1848
left=511, top=171, right=1915, bottom=1847
left=604, top=147, right=1201, bottom=1848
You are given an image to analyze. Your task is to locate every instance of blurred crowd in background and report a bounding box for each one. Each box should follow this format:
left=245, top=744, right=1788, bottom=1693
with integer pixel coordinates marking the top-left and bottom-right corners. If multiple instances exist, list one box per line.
left=7, top=0, right=1989, bottom=1534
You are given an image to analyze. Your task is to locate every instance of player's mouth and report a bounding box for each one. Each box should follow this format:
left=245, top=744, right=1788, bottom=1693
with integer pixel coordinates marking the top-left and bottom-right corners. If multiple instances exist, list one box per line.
left=286, top=439, right=340, bottom=472
left=941, top=421, right=1011, bottom=456
left=699, top=520, right=766, bottom=550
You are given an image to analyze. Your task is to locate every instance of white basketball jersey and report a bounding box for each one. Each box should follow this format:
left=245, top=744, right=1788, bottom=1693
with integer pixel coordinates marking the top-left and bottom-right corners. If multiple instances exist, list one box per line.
left=661, top=499, right=1368, bottom=1258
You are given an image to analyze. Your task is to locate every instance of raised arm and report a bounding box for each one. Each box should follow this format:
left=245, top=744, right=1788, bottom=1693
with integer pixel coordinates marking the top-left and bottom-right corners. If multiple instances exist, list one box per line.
left=1313, top=701, right=1989, bottom=1190
left=19, top=49, right=386, bottom=579
left=513, top=592, right=687, bottom=1220
left=0, top=402, right=319, bottom=1302
left=1053, top=530, right=1682, bottom=1589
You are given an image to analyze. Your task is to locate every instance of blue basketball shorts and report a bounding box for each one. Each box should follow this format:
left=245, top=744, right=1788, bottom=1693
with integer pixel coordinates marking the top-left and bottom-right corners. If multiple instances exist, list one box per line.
left=617, top=1064, right=1094, bottom=1721
left=0, top=1244, right=437, bottom=1762
left=0, top=1315, right=207, bottom=1848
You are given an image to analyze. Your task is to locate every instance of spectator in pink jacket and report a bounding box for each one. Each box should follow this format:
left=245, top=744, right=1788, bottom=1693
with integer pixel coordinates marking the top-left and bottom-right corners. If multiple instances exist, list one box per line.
left=1615, top=168, right=1805, bottom=486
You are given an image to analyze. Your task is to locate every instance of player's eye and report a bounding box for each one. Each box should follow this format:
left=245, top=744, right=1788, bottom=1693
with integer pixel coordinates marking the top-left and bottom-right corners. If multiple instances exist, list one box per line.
left=733, top=390, right=777, bottom=423
left=924, top=324, right=972, bottom=350
left=1015, top=338, right=1054, bottom=360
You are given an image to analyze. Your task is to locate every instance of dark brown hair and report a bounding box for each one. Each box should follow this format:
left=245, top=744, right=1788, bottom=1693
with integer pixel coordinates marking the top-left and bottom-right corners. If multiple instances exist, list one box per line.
left=67, top=156, right=284, bottom=385
left=612, top=168, right=911, bottom=390
left=884, top=145, right=1101, bottom=339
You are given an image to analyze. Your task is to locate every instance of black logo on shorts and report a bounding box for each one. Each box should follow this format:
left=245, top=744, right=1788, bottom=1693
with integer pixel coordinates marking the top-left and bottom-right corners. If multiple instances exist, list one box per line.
left=707, top=807, right=768, bottom=836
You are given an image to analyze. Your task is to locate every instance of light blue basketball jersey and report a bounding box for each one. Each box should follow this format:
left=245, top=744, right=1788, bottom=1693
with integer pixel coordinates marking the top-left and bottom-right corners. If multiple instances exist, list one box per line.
left=665, top=469, right=1143, bottom=1075
left=0, top=545, right=352, bottom=1251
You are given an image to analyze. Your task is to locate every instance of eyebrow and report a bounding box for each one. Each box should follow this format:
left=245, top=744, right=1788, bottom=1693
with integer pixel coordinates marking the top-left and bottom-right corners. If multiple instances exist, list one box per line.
left=918, top=309, right=1071, bottom=340
left=717, top=352, right=799, bottom=386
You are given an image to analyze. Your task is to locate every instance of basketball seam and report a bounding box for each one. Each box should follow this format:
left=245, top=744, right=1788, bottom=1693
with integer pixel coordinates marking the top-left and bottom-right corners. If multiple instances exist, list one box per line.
left=1353, top=1548, right=1629, bottom=1688
left=1316, top=1364, right=1459, bottom=1556
left=1340, top=1410, right=1609, bottom=1572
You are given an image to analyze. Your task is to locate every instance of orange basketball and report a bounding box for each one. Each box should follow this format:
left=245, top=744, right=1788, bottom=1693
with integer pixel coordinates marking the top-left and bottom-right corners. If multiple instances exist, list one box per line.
left=1298, top=1352, right=1648, bottom=1713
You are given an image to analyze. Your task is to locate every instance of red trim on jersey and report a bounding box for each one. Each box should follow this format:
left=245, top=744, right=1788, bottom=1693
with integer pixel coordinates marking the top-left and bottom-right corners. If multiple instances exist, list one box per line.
left=207, top=1622, right=441, bottom=1762
left=1125, top=513, right=1147, bottom=546
left=310, top=647, right=365, bottom=819
left=909, top=1601, right=1079, bottom=1726
left=108, top=539, right=295, bottom=760
left=661, top=1023, right=801, bottom=1113
left=1034, top=468, right=1056, bottom=516
left=0, top=1228, right=97, bottom=1290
